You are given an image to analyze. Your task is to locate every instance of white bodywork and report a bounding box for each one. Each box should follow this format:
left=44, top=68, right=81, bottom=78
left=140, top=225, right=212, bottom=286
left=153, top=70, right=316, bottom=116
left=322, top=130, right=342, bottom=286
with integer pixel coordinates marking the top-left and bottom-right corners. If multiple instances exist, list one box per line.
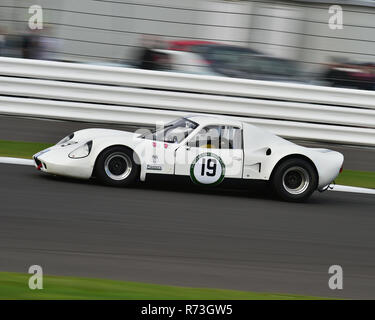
left=33, top=115, right=344, bottom=190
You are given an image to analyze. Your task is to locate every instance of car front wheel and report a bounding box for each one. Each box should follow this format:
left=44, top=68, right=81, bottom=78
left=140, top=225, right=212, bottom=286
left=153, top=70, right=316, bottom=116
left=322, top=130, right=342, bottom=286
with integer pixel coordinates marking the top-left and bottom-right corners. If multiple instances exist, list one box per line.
left=271, top=158, right=318, bottom=202
left=95, top=146, right=139, bottom=186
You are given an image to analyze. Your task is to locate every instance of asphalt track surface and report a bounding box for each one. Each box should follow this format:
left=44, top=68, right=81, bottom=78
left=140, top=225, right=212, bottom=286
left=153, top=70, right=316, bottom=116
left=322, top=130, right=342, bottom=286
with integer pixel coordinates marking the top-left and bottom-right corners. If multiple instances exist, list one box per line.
left=0, top=115, right=374, bottom=171
left=0, top=115, right=374, bottom=299
left=0, top=163, right=374, bottom=299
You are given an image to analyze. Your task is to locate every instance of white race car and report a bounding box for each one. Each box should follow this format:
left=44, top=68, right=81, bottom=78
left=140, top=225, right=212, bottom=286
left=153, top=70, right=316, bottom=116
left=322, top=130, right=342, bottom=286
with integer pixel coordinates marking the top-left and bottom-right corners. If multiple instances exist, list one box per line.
left=33, top=115, right=344, bottom=201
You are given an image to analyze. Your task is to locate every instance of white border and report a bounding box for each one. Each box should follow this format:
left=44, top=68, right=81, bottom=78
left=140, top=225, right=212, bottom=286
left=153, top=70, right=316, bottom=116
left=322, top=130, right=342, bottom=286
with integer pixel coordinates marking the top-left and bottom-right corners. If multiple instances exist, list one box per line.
left=0, top=157, right=34, bottom=166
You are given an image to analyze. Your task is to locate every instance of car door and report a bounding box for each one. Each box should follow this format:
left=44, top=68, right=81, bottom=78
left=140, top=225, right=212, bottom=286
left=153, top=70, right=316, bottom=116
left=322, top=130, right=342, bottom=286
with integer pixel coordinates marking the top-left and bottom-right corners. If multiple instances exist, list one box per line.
left=143, top=139, right=177, bottom=174
left=141, top=118, right=199, bottom=175
left=174, top=125, right=243, bottom=185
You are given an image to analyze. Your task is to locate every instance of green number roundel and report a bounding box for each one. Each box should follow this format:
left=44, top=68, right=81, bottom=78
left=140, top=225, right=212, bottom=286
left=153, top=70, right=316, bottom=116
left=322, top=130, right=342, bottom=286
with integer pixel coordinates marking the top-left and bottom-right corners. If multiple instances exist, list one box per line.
left=190, top=152, right=225, bottom=186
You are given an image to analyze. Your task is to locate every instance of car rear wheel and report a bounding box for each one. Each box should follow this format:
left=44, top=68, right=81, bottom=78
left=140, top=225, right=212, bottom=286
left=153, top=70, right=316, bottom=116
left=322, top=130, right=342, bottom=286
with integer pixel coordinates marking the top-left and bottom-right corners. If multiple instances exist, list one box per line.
left=95, top=146, right=139, bottom=186
left=271, top=158, right=318, bottom=202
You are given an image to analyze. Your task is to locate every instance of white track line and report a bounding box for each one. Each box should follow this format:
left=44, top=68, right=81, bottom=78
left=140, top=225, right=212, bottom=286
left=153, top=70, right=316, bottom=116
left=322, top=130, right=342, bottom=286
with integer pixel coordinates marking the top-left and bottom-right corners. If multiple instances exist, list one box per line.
left=0, top=157, right=374, bottom=195
left=330, top=185, right=375, bottom=195
left=0, top=157, right=34, bottom=166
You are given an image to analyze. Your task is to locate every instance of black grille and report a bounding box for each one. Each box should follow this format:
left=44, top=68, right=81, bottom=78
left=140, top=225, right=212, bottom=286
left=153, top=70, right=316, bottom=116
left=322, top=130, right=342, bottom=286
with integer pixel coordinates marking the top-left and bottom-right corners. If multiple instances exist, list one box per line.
left=34, top=157, right=42, bottom=167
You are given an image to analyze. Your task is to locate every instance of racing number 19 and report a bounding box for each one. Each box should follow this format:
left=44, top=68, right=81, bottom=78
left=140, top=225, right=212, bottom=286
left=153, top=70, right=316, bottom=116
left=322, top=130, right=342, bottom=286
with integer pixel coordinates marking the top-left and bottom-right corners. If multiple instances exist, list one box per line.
left=201, top=158, right=217, bottom=177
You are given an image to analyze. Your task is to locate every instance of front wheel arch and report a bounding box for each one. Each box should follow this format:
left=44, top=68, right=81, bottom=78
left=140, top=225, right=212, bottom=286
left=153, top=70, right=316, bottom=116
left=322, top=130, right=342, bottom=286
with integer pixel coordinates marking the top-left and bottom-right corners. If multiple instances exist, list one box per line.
left=93, top=145, right=141, bottom=186
left=92, top=144, right=141, bottom=178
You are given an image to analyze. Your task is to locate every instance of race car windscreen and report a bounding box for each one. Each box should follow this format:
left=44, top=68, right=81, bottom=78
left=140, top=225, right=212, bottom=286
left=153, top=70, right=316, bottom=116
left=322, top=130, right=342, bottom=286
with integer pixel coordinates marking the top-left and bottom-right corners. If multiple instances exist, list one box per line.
left=141, top=118, right=198, bottom=143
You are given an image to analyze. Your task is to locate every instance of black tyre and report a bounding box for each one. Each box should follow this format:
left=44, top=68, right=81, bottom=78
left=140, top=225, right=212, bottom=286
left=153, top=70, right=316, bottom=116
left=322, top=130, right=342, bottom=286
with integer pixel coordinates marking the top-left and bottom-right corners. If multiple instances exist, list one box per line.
left=95, top=146, right=139, bottom=186
left=271, top=158, right=318, bottom=202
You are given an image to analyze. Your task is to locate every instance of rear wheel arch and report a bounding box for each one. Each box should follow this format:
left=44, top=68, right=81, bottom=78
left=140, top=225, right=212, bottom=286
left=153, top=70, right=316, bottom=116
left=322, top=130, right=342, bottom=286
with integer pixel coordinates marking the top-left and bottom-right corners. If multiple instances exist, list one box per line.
left=270, top=154, right=319, bottom=202
left=270, top=154, right=318, bottom=184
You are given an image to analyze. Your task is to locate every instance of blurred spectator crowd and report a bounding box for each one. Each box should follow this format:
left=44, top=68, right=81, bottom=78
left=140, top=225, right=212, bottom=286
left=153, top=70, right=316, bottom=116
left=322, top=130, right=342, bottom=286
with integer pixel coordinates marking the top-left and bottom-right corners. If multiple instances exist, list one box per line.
left=131, top=35, right=375, bottom=90
left=131, top=35, right=306, bottom=84
left=1, top=28, right=374, bottom=91
left=322, top=59, right=375, bottom=91
left=0, top=27, right=57, bottom=60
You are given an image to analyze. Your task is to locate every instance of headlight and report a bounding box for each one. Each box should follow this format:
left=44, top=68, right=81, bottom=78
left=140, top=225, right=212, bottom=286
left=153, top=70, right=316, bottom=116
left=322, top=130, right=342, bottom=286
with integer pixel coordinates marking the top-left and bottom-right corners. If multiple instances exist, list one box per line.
left=69, top=141, right=93, bottom=159
left=57, top=133, right=74, bottom=145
